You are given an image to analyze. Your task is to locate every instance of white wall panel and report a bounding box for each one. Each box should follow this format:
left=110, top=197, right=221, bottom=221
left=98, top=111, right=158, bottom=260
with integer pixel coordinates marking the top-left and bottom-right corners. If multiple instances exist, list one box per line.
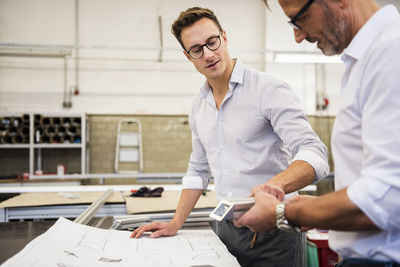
left=0, top=0, right=74, bottom=44
left=2, top=0, right=395, bottom=115
left=0, top=0, right=269, bottom=114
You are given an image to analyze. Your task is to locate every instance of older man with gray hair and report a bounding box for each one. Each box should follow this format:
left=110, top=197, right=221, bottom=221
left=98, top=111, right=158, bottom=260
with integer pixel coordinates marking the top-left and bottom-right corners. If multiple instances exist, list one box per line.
left=236, top=0, right=400, bottom=266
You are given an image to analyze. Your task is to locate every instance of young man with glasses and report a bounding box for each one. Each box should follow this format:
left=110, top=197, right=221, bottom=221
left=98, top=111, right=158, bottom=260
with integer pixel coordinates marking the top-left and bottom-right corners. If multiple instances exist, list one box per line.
left=131, top=7, right=330, bottom=267
left=236, top=0, right=400, bottom=266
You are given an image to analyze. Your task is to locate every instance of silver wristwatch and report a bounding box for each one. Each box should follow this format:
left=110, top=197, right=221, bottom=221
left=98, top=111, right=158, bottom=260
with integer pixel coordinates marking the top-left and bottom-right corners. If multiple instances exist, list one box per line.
left=275, top=202, right=299, bottom=232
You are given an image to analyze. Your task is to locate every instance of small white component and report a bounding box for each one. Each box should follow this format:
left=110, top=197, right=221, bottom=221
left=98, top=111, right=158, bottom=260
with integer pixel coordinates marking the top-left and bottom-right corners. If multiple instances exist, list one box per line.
left=210, top=198, right=255, bottom=221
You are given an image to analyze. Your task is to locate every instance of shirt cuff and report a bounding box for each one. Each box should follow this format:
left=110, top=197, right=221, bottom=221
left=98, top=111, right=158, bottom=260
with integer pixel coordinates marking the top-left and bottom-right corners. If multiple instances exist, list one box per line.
left=292, top=148, right=330, bottom=182
left=347, top=178, right=391, bottom=230
left=182, top=175, right=208, bottom=190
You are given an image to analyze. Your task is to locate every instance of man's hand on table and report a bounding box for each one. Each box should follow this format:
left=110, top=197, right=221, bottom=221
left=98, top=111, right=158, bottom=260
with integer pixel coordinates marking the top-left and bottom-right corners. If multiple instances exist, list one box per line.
left=130, top=221, right=180, bottom=238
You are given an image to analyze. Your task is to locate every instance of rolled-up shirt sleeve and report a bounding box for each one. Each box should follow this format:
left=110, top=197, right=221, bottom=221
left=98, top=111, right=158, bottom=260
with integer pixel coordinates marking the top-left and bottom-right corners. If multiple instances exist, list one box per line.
left=292, top=149, right=330, bottom=182
left=182, top=108, right=212, bottom=190
left=264, top=81, right=330, bottom=182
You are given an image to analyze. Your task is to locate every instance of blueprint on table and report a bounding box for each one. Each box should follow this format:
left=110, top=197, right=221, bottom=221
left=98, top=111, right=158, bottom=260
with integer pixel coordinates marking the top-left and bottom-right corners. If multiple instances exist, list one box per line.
left=2, top=217, right=240, bottom=267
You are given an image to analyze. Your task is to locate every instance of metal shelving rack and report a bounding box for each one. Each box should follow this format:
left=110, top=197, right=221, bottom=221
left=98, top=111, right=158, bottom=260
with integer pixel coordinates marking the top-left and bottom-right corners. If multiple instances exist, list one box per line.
left=0, top=112, right=86, bottom=177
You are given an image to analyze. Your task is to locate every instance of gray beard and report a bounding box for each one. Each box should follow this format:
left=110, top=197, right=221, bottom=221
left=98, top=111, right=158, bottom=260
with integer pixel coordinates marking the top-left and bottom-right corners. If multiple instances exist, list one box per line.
left=320, top=11, right=347, bottom=56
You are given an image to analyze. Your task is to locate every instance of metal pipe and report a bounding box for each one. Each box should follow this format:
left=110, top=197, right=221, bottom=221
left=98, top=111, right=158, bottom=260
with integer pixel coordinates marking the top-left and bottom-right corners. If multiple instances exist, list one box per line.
left=0, top=184, right=205, bottom=194
left=20, top=127, right=30, bottom=137
left=0, top=42, right=268, bottom=54
left=22, top=114, right=30, bottom=123
left=34, top=114, right=41, bottom=124
left=62, top=56, right=72, bottom=108
left=3, top=41, right=338, bottom=58
left=57, top=126, right=66, bottom=136
left=40, top=135, right=50, bottom=143
left=0, top=42, right=72, bottom=49
left=44, top=126, right=56, bottom=137
left=74, top=189, right=113, bottom=225
left=29, top=114, right=34, bottom=175
left=158, top=15, right=163, bottom=62
left=0, top=52, right=71, bottom=58
left=37, top=147, right=42, bottom=171
left=62, top=117, right=71, bottom=127
left=51, top=117, right=61, bottom=127
left=75, top=0, right=80, bottom=96
left=262, top=2, right=267, bottom=72
left=29, top=172, right=186, bottom=180
left=15, top=134, right=26, bottom=144
left=4, top=135, right=14, bottom=143
left=40, top=117, right=51, bottom=127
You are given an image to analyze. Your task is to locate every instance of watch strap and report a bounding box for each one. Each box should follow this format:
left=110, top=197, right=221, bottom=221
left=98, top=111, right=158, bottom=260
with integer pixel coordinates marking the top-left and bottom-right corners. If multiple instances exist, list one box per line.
left=276, top=202, right=299, bottom=232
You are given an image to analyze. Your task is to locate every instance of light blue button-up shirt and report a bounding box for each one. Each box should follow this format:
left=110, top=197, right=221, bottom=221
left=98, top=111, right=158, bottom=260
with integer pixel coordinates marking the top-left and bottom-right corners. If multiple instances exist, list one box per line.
left=182, top=59, right=329, bottom=201
left=329, top=5, right=400, bottom=262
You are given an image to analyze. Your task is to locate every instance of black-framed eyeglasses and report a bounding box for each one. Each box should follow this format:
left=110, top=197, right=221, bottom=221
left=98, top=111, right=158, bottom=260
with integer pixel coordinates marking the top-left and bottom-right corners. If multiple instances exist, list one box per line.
left=288, top=0, right=315, bottom=30
left=186, top=35, right=221, bottom=59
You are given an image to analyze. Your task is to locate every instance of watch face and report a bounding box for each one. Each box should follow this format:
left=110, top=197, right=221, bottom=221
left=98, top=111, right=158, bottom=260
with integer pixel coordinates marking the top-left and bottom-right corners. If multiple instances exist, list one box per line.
left=213, top=203, right=230, bottom=216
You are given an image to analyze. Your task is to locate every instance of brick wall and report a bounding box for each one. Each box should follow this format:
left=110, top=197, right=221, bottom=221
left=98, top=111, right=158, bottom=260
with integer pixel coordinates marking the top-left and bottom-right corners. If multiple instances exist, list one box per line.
left=88, top=114, right=191, bottom=184
left=307, top=116, right=335, bottom=171
left=88, top=115, right=335, bottom=173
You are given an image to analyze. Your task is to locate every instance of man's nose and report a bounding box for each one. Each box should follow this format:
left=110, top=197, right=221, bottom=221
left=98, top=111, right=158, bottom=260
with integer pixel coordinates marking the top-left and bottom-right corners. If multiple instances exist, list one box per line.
left=203, top=46, right=214, bottom=59
left=294, top=28, right=308, bottom=43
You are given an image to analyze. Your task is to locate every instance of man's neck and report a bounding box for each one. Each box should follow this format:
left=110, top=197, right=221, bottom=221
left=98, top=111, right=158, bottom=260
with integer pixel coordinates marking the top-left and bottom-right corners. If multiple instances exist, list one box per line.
left=207, top=58, right=236, bottom=98
left=349, top=0, right=380, bottom=38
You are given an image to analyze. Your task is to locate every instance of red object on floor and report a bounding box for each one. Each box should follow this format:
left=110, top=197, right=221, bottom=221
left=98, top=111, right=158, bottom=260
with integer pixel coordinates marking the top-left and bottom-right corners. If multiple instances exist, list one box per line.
left=308, top=238, right=339, bottom=267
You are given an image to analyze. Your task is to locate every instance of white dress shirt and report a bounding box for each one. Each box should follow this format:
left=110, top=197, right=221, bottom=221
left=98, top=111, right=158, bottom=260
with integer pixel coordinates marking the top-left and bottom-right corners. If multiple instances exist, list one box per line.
left=329, top=5, right=400, bottom=262
left=182, top=59, right=329, bottom=200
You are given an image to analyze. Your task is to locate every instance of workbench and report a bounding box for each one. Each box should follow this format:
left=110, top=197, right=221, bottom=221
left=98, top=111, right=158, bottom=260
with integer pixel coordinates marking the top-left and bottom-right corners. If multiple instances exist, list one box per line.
left=0, top=185, right=218, bottom=222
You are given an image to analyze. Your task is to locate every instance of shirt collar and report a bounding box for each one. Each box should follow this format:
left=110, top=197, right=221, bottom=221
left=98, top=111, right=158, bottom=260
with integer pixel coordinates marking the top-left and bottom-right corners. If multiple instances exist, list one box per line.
left=342, top=5, right=400, bottom=62
left=229, top=58, right=245, bottom=88
left=200, top=58, right=245, bottom=97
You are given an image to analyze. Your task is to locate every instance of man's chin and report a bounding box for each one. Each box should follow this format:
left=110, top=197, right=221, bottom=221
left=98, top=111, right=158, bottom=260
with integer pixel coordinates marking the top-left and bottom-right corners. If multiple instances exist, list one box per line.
left=321, top=49, right=337, bottom=56
left=317, top=40, right=344, bottom=56
left=319, top=45, right=340, bottom=56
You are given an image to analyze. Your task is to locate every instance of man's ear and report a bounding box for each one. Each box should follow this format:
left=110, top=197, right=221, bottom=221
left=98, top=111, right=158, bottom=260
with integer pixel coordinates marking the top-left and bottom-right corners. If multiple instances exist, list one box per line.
left=336, top=0, right=349, bottom=8
left=221, top=30, right=228, bottom=42
left=183, top=50, right=191, bottom=61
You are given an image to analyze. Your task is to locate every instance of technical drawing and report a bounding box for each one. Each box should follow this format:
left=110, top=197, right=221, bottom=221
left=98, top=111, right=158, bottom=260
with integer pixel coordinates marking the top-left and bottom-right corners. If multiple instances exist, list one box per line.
left=2, top=217, right=240, bottom=267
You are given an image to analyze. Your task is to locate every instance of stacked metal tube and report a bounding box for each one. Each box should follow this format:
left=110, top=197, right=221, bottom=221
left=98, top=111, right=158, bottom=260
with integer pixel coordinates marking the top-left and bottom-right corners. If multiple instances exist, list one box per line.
left=34, top=115, right=82, bottom=144
left=0, top=115, right=82, bottom=144
left=0, top=115, right=30, bottom=144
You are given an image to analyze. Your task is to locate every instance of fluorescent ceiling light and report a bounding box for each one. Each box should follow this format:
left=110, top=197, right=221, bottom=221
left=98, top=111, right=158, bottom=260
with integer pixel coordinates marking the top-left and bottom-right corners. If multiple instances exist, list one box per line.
left=274, top=53, right=342, bottom=64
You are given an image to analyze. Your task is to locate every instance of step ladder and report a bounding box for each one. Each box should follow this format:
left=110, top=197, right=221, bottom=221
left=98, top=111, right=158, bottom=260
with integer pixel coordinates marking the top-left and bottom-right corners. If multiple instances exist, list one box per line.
left=114, top=119, right=143, bottom=173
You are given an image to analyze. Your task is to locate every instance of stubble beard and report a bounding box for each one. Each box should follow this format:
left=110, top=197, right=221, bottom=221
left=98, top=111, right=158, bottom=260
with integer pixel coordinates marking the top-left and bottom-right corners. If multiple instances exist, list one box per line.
left=318, top=5, right=348, bottom=56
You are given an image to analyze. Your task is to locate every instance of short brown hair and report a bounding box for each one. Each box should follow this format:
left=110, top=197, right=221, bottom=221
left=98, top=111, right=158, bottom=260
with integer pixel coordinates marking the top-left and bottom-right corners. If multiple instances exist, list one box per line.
left=171, top=7, right=223, bottom=50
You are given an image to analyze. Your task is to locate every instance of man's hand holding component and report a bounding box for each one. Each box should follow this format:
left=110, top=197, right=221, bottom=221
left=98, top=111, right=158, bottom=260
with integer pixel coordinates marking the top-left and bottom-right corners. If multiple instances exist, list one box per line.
left=251, top=182, right=285, bottom=201
left=234, top=191, right=280, bottom=232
